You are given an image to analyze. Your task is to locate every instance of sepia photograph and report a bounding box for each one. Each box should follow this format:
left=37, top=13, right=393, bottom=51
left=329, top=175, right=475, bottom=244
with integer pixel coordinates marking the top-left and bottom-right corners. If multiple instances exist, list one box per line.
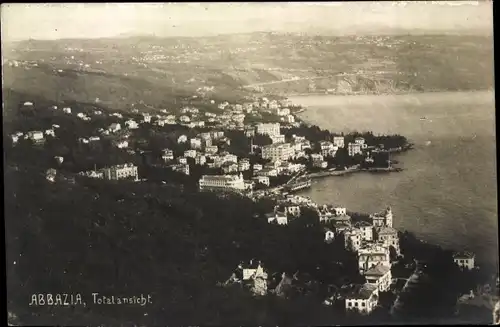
left=2, top=2, right=498, bottom=326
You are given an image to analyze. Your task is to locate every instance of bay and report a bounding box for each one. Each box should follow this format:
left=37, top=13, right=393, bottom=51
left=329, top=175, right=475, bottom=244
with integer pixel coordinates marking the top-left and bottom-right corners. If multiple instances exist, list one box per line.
left=290, top=91, right=498, bottom=266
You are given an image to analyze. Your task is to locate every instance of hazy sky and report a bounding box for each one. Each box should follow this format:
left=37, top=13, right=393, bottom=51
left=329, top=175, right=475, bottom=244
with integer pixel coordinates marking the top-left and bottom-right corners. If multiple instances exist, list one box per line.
left=1, top=2, right=493, bottom=41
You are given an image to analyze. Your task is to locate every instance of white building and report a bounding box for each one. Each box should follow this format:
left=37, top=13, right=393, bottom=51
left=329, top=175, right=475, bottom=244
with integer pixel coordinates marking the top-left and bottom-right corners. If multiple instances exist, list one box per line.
left=125, top=120, right=139, bottom=129
left=270, top=134, right=286, bottom=144
left=199, top=173, right=246, bottom=192
left=180, top=115, right=191, bottom=123
left=109, top=123, right=121, bottom=133
left=345, top=284, right=379, bottom=314
left=253, top=164, right=263, bottom=172
left=101, top=164, right=138, bottom=181
left=238, top=159, right=251, bottom=171
left=364, top=263, right=392, bottom=292
left=45, top=129, right=55, bottom=137
left=178, top=135, right=188, bottom=144
left=114, top=140, right=129, bottom=149
left=256, top=123, right=281, bottom=137
left=354, top=221, right=374, bottom=242
left=333, top=136, right=345, bottom=148
left=89, top=136, right=101, bottom=142
left=348, top=142, right=363, bottom=156
left=375, top=226, right=400, bottom=254
left=320, top=141, right=338, bottom=157
left=277, top=108, right=290, bottom=116
left=252, top=176, right=270, bottom=187
left=177, top=156, right=188, bottom=164
left=325, top=228, right=335, bottom=243
left=266, top=212, right=288, bottom=225
left=344, top=228, right=363, bottom=252
left=161, top=149, right=174, bottom=162
left=27, top=131, right=45, bottom=143
left=54, top=156, right=64, bottom=165
left=195, top=155, right=206, bottom=166
left=171, top=163, right=190, bottom=176
left=370, top=207, right=393, bottom=228
left=205, top=145, right=218, bottom=155
left=262, top=143, right=293, bottom=162
left=142, top=113, right=152, bottom=123
left=184, top=149, right=197, bottom=158
left=358, top=244, right=391, bottom=273
left=62, top=107, right=72, bottom=114
left=453, top=252, right=475, bottom=270
left=190, top=138, right=202, bottom=149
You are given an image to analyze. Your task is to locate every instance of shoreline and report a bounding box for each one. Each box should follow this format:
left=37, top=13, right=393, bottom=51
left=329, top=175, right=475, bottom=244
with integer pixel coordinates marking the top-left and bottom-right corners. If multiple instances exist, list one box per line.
left=283, top=88, right=494, bottom=99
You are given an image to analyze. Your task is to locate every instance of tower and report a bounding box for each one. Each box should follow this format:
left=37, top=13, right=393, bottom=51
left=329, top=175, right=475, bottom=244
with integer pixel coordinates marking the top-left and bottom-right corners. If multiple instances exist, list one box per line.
left=385, top=206, right=393, bottom=228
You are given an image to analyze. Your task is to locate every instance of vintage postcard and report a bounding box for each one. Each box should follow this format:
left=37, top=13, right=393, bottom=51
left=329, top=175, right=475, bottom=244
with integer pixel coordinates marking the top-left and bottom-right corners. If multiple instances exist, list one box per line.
left=2, top=2, right=498, bottom=326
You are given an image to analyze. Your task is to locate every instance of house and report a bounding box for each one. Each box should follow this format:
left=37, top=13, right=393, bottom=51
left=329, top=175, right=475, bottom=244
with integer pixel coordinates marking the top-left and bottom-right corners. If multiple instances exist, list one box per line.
left=344, top=283, right=379, bottom=314
left=282, top=204, right=301, bottom=217
left=325, top=228, right=335, bottom=243
left=453, top=251, right=475, bottom=270
left=79, top=137, right=89, bottom=144
left=220, top=153, right=238, bottom=164
left=26, top=131, right=45, bottom=143
left=109, top=123, right=121, bottom=133
left=101, top=163, right=138, bottom=181
left=205, top=145, right=218, bottom=155
left=125, top=120, right=139, bottom=129
left=111, top=113, right=123, bottom=119
left=256, top=168, right=278, bottom=177
left=333, top=136, right=345, bottom=148
left=179, top=115, right=191, bottom=123
left=195, top=155, right=206, bottom=166
left=348, top=143, right=363, bottom=156
left=354, top=221, right=374, bottom=241
left=244, top=127, right=255, bottom=137
left=358, top=244, right=391, bottom=273
left=114, top=140, right=129, bottom=149
left=184, top=149, right=197, bottom=158
left=155, top=119, right=168, bottom=126
left=94, top=110, right=103, bottom=115
left=238, top=159, right=251, bottom=171
left=52, top=124, right=60, bottom=129
left=270, top=134, right=286, bottom=144
left=364, top=263, right=392, bottom=292
left=199, top=173, right=246, bottom=192
left=277, top=107, right=290, bottom=116
left=142, top=113, right=152, bottom=123
left=238, top=260, right=268, bottom=282
left=252, top=176, right=270, bottom=187
left=51, top=105, right=58, bottom=110
left=10, top=133, right=22, bottom=144
left=222, top=162, right=239, bottom=174
left=45, top=129, right=55, bottom=137
left=344, top=228, right=363, bottom=252
left=262, top=143, right=293, bottom=162
left=178, top=135, right=188, bottom=144
left=190, top=138, right=202, bottom=149
left=170, top=163, right=190, bottom=176
left=54, top=156, right=64, bottom=164
left=177, top=156, right=188, bottom=165
left=374, top=226, right=400, bottom=254
left=161, top=149, right=174, bottom=162
left=256, top=123, right=280, bottom=136
left=320, top=141, right=338, bottom=157
left=62, top=107, right=72, bottom=114
left=370, top=207, right=393, bottom=228
left=253, top=164, right=263, bottom=172
left=46, top=169, right=57, bottom=182
left=77, top=112, right=86, bottom=119
left=89, top=136, right=101, bottom=142
left=266, top=212, right=288, bottom=225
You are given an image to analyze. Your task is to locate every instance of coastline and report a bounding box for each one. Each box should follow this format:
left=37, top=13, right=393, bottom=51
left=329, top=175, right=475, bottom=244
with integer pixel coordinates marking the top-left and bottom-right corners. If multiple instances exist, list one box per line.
left=283, top=88, right=494, bottom=99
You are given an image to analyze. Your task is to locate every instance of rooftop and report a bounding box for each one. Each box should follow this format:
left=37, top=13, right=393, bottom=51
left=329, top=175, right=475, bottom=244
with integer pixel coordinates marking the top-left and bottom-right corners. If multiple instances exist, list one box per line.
left=453, top=251, right=475, bottom=259
left=345, top=283, right=378, bottom=300
left=364, top=263, right=391, bottom=277
left=376, top=226, right=398, bottom=235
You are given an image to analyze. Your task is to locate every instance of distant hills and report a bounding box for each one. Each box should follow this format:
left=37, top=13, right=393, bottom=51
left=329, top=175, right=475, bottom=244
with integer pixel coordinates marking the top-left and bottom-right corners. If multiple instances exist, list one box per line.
left=2, top=32, right=494, bottom=111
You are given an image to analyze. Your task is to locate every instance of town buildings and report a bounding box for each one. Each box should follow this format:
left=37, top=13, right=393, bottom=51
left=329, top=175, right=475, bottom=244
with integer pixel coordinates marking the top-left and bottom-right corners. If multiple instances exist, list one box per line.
left=344, top=283, right=379, bottom=314
left=101, top=164, right=139, bottom=181
left=256, top=123, right=280, bottom=137
left=358, top=244, right=391, bottom=274
left=262, top=143, right=293, bottom=162
left=453, top=251, right=475, bottom=270
left=374, top=226, right=400, bottom=254
left=199, top=173, right=246, bottom=192
left=370, top=207, right=393, bottom=228
left=364, top=263, right=392, bottom=292
left=333, top=136, right=345, bottom=148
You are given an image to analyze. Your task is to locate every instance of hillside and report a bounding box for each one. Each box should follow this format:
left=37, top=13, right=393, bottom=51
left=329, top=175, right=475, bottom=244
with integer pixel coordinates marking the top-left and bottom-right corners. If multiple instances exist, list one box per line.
left=2, top=33, right=494, bottom=110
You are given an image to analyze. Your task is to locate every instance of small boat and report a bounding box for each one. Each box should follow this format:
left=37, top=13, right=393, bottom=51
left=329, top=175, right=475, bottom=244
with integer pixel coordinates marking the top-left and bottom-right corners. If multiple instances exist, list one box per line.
left=420, top=117, right=427, bottom=121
